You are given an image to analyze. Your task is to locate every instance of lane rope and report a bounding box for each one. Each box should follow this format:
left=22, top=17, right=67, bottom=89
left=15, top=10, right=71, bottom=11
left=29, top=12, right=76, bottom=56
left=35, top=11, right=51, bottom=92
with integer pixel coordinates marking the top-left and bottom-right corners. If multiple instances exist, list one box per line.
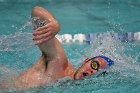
left=56, top=32, right=140, bottom=43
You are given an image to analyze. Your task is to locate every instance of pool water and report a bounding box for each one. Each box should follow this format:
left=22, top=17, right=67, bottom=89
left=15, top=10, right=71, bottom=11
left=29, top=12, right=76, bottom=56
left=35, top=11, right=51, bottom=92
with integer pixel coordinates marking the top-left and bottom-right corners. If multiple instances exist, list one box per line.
left=0, top=0, right=140, bottom=93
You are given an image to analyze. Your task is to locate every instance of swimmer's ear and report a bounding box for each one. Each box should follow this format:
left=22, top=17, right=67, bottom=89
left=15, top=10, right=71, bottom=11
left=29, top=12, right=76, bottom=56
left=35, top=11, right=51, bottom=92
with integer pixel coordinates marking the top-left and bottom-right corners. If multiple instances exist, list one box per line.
left=82, top=58, right=90, bottom=65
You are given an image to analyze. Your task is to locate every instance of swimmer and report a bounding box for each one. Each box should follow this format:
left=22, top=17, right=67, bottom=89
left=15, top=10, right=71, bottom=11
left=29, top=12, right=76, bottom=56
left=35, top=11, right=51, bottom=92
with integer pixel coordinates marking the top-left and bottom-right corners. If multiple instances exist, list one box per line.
left=0, top=6, right=114, bottom=89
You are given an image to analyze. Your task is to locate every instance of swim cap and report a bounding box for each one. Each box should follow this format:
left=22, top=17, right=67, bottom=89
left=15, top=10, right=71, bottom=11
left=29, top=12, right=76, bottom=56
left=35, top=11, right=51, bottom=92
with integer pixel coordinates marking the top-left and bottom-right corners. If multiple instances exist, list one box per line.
left=93, top=55, right=114, bottom=67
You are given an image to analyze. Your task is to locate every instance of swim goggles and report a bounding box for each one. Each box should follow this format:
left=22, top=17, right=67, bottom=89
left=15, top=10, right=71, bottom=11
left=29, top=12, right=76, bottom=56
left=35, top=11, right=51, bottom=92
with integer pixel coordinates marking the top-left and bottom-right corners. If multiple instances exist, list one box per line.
left=89, top=55, right=114, bottom=71
left=90, top=59, right=100, bottom=71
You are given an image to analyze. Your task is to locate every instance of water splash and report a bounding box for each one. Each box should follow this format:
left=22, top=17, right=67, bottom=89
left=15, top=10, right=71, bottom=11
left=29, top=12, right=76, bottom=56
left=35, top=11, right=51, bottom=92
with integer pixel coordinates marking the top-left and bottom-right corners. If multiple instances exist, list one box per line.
left=0, top=18, right=140, bottom=92
left=0, top=65, right=18, bottom=77
left=52, top=32, right=140, bottom=93
left=19, top=17, right=48, bottom=32
left=0, top=17, right=48, bottom=51
left=0, top=32, right=33, bottom=51
left=87, top=32, right=140, bottom=75
left=18, top=19, right=32, bottom=33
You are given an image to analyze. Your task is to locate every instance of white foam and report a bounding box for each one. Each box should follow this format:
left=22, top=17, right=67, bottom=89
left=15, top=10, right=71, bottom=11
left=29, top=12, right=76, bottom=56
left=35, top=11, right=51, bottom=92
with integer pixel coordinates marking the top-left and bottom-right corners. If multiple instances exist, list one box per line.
left=134, top=32, right=140, bottom=41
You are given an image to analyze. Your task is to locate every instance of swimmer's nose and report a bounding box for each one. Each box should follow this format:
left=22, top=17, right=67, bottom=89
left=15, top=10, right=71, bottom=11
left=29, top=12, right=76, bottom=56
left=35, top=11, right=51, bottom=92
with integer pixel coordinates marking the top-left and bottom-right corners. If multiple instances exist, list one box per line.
left=87, top=71, right=93, bottom=75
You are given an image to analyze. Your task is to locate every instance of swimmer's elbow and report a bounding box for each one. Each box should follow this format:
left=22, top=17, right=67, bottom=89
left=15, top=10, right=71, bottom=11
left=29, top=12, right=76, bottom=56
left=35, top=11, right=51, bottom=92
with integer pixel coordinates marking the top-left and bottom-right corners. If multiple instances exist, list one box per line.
left=32, top=6, right=43, bottom=16
left=32, top=6, right=42, bottom=11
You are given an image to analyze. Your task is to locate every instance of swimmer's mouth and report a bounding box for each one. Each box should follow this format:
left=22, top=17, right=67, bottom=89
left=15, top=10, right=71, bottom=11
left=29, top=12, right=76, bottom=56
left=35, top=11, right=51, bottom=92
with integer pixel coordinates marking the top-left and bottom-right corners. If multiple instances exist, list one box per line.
left=82, top=72, right=88, bottom=77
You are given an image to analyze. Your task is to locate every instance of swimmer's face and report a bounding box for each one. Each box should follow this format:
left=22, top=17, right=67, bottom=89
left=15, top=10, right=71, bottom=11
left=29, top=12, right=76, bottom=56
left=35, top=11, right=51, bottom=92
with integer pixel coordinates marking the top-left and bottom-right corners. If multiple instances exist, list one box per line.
left=74, top=58, right=107, bottom=80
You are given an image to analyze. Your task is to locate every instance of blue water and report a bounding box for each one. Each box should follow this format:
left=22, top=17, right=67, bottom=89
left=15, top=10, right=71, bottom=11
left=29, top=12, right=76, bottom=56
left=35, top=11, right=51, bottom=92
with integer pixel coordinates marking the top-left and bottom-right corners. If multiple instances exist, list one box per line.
left=0, top=0, right=140, bottom=93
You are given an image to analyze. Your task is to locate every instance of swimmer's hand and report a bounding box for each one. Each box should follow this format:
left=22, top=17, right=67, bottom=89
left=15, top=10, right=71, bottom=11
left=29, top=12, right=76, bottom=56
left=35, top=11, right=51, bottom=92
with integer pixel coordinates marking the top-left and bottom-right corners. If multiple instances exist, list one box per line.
left=32, top=19, right=60, bottom=44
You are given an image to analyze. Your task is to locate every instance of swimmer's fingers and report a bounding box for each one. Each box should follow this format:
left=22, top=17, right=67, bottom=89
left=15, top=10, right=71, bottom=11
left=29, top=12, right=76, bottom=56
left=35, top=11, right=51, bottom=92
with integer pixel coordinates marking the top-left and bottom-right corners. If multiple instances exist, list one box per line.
left=34, top=36, right=52, bottom=44
left=35, top=23, right=49, bottom=32
left=33, top=27, right=52, bottom=36
left=35, top=21, right=60, bottom=33
left=35, top=22, right=51, bottom=31
left=33, top=31, right=52, bottom=40
left=33, top=21, right=59, bottom=37
left=33, top=20, right=60, bottom=44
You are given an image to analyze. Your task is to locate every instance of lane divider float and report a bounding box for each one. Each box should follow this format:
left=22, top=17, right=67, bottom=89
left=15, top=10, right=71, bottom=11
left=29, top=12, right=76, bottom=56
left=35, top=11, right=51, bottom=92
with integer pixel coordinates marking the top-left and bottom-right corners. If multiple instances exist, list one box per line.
left=56, top=32, right=140, bottom=43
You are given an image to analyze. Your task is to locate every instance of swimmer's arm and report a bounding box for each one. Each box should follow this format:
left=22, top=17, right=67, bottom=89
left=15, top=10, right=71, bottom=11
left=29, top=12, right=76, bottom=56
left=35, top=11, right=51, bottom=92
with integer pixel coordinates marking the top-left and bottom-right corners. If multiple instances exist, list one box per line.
left=32, top=6, right=68, bottom=61
left=32, top=6, right=60, bottom=43
left=32, top=6, right=56, bottom=22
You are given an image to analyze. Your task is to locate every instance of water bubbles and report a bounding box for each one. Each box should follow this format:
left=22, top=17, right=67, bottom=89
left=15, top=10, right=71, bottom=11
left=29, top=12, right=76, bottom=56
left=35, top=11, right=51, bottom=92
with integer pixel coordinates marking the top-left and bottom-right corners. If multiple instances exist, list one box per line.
left=11, top=25, right=15, bottom=28
left=0, top=32, right=34, bottom=51
left=17, top=17, right=48, bottom=33
left=83, top=32, right=140, bottom=85
left=0, top=17, right=48, bottom=51
left=107, top=2, right=111, bottom=9
left=31, top=17, right=48, bottom=30
left=18, top=19, right=32, bottom=33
